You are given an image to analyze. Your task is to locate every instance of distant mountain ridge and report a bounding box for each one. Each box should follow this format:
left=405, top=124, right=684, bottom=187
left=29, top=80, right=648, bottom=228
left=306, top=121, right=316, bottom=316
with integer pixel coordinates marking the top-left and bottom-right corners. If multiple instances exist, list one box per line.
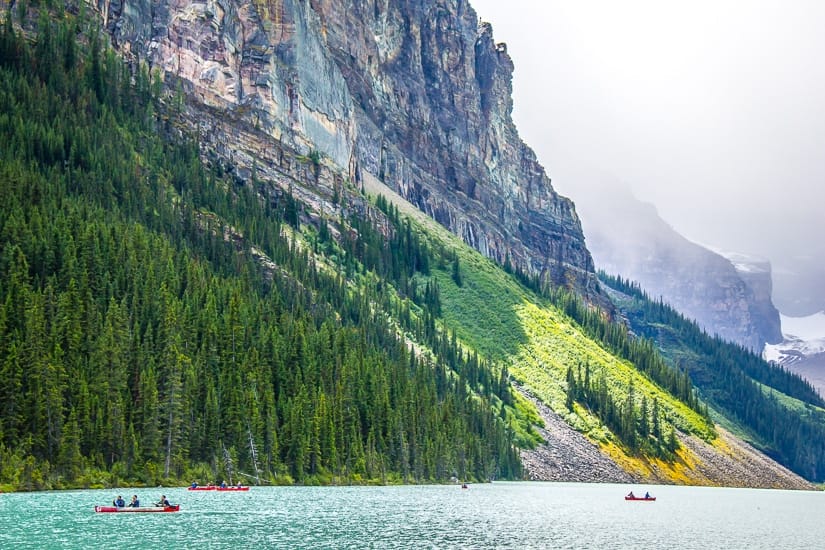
left=577, top=188, right=782, bottom=351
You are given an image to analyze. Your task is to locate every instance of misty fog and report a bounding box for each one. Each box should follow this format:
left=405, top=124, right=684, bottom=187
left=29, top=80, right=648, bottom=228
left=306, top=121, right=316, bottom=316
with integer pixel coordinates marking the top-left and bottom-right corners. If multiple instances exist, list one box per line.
left=470, top=0, right=825, bottom=315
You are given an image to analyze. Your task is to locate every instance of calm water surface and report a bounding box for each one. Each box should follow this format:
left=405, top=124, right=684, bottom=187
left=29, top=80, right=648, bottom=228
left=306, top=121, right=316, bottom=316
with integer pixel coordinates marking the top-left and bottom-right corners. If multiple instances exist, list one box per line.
left=0, top=482, right=822, bottom=548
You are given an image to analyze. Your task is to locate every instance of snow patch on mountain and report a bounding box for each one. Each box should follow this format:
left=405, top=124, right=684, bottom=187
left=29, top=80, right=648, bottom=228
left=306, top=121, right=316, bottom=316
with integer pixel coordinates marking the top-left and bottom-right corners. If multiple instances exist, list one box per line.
left=708, top=249, right=771, bottom=275
left=763, top=311, right=825, bottom=364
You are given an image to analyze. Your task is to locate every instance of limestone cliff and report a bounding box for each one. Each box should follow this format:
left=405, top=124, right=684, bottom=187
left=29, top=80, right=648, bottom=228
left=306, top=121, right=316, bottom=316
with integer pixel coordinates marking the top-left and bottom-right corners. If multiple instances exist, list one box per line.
left=98, top=0, right=599, bottom=297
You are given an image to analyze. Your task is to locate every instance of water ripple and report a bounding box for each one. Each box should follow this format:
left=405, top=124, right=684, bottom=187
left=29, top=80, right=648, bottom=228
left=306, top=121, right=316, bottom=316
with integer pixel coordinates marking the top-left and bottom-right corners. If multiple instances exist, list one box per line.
left=0, top=483, right=822, bottom=549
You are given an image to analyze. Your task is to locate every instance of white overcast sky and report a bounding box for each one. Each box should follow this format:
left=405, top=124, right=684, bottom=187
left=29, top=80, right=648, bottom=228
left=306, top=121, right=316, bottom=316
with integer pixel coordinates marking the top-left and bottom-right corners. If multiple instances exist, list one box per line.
left=470, top=0, right=825, bottom=270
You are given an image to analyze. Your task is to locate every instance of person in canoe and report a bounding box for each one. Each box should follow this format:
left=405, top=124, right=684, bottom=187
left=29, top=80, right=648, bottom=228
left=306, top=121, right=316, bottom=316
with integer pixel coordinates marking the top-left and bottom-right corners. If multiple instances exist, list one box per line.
left=128, top=495, right=140, bottom=508
left=220, top=480, right=227, bottom=488
left=155, top=495, right=171, bottom=507
left=112, top=495, right=125, bottom=507
left=236, top=481, right=243, bottom=488
left=191, top=481, right=198, bottom=489
left=627, top=491, right=635, bottom=499
left=645, top=492, right=651, bottom=499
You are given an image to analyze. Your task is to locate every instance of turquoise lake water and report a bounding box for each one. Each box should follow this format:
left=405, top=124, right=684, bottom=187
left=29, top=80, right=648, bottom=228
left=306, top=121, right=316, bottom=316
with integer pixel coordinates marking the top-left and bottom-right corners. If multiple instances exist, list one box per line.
left=0, top=482, right=822, bottom=549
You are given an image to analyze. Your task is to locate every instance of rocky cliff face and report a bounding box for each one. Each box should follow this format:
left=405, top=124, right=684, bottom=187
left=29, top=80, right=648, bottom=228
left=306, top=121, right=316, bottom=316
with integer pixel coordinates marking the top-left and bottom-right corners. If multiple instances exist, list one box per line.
left=97, top=0, right=599, bottom=297
left=722, top=252, right=783, bottom=348
left=578, top=189, right=782, bottom=352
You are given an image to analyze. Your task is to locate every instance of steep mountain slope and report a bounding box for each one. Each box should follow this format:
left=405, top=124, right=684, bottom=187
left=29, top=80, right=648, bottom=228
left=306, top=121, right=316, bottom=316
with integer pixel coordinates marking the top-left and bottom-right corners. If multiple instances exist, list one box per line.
left=365, top=176, right=811, bottom=488
left=577, top=187, right=781, bottom=351
left=0, top=14, right=523, bottom=488
left=601, top=274, right=825, bottom=481
left=776, top=352, right=825, bottom=399
left=1, top=4, right=823, bottom=489
left=100, top=0, right=601, bottom=300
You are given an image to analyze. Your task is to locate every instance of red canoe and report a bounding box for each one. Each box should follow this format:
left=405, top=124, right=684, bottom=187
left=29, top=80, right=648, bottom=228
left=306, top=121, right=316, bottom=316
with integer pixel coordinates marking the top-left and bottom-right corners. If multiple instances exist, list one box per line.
left=625, top=496, right=656, bottom=501
left=95, top=505, right=180, bottom=513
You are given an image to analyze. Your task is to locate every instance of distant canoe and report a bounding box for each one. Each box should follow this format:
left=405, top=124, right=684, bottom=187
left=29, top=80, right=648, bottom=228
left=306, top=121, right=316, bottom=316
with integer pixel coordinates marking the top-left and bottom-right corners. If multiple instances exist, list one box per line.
left=95, top=505, right=180, bottom=513
left=625, top=496, right=656, bottom=501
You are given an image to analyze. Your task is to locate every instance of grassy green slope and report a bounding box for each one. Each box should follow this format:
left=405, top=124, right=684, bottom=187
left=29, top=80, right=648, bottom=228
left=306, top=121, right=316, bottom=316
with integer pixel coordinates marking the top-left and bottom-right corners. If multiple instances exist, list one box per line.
left=362, top=178, right=716, bottom=479
left=432, top=252, right=712, bottom=441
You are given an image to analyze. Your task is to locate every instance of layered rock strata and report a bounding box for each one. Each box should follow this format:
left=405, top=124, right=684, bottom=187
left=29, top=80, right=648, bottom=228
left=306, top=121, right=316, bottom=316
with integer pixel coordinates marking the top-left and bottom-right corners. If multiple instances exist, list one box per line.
left=99, top=0, right=600, bottom=297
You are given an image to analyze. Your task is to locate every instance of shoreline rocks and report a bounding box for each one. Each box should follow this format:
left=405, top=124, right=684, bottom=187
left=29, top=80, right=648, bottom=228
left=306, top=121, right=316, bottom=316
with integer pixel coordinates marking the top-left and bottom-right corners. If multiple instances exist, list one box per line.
left=518, top=387, right=815, bottom=490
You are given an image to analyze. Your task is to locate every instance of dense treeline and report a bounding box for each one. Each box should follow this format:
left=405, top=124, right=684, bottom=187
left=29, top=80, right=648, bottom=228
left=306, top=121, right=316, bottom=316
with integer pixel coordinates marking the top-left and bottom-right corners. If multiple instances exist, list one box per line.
left=548, top=287, right=707, bottom=418
left=566, top=365, right=679, bottom=458
left=0, top=10, right=521, bottom=488
left=349, top=194, right=514, bottom=408
left=500, top=258, right=710, bottom=453
left=602, top=274, right=824, bottom=406
left=505, top=259, right=705, bottom=412
left=600, top=272, right=825, bottom=480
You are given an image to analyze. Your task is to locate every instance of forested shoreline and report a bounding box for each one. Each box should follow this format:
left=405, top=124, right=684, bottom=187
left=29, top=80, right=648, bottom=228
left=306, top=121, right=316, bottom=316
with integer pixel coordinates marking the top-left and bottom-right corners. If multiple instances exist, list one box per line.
left=0, top=9, right=521, bottom=490
left=5, top=4, right=825, bottom=491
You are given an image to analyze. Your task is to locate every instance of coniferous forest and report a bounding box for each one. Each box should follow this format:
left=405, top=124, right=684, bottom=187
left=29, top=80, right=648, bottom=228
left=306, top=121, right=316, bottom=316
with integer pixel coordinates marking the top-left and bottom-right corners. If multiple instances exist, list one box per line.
left=0, top=10, right=521, bottom=489
left=5, top=5, right=825, bottom=490
left=601, top=273, right=825, bottom=481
